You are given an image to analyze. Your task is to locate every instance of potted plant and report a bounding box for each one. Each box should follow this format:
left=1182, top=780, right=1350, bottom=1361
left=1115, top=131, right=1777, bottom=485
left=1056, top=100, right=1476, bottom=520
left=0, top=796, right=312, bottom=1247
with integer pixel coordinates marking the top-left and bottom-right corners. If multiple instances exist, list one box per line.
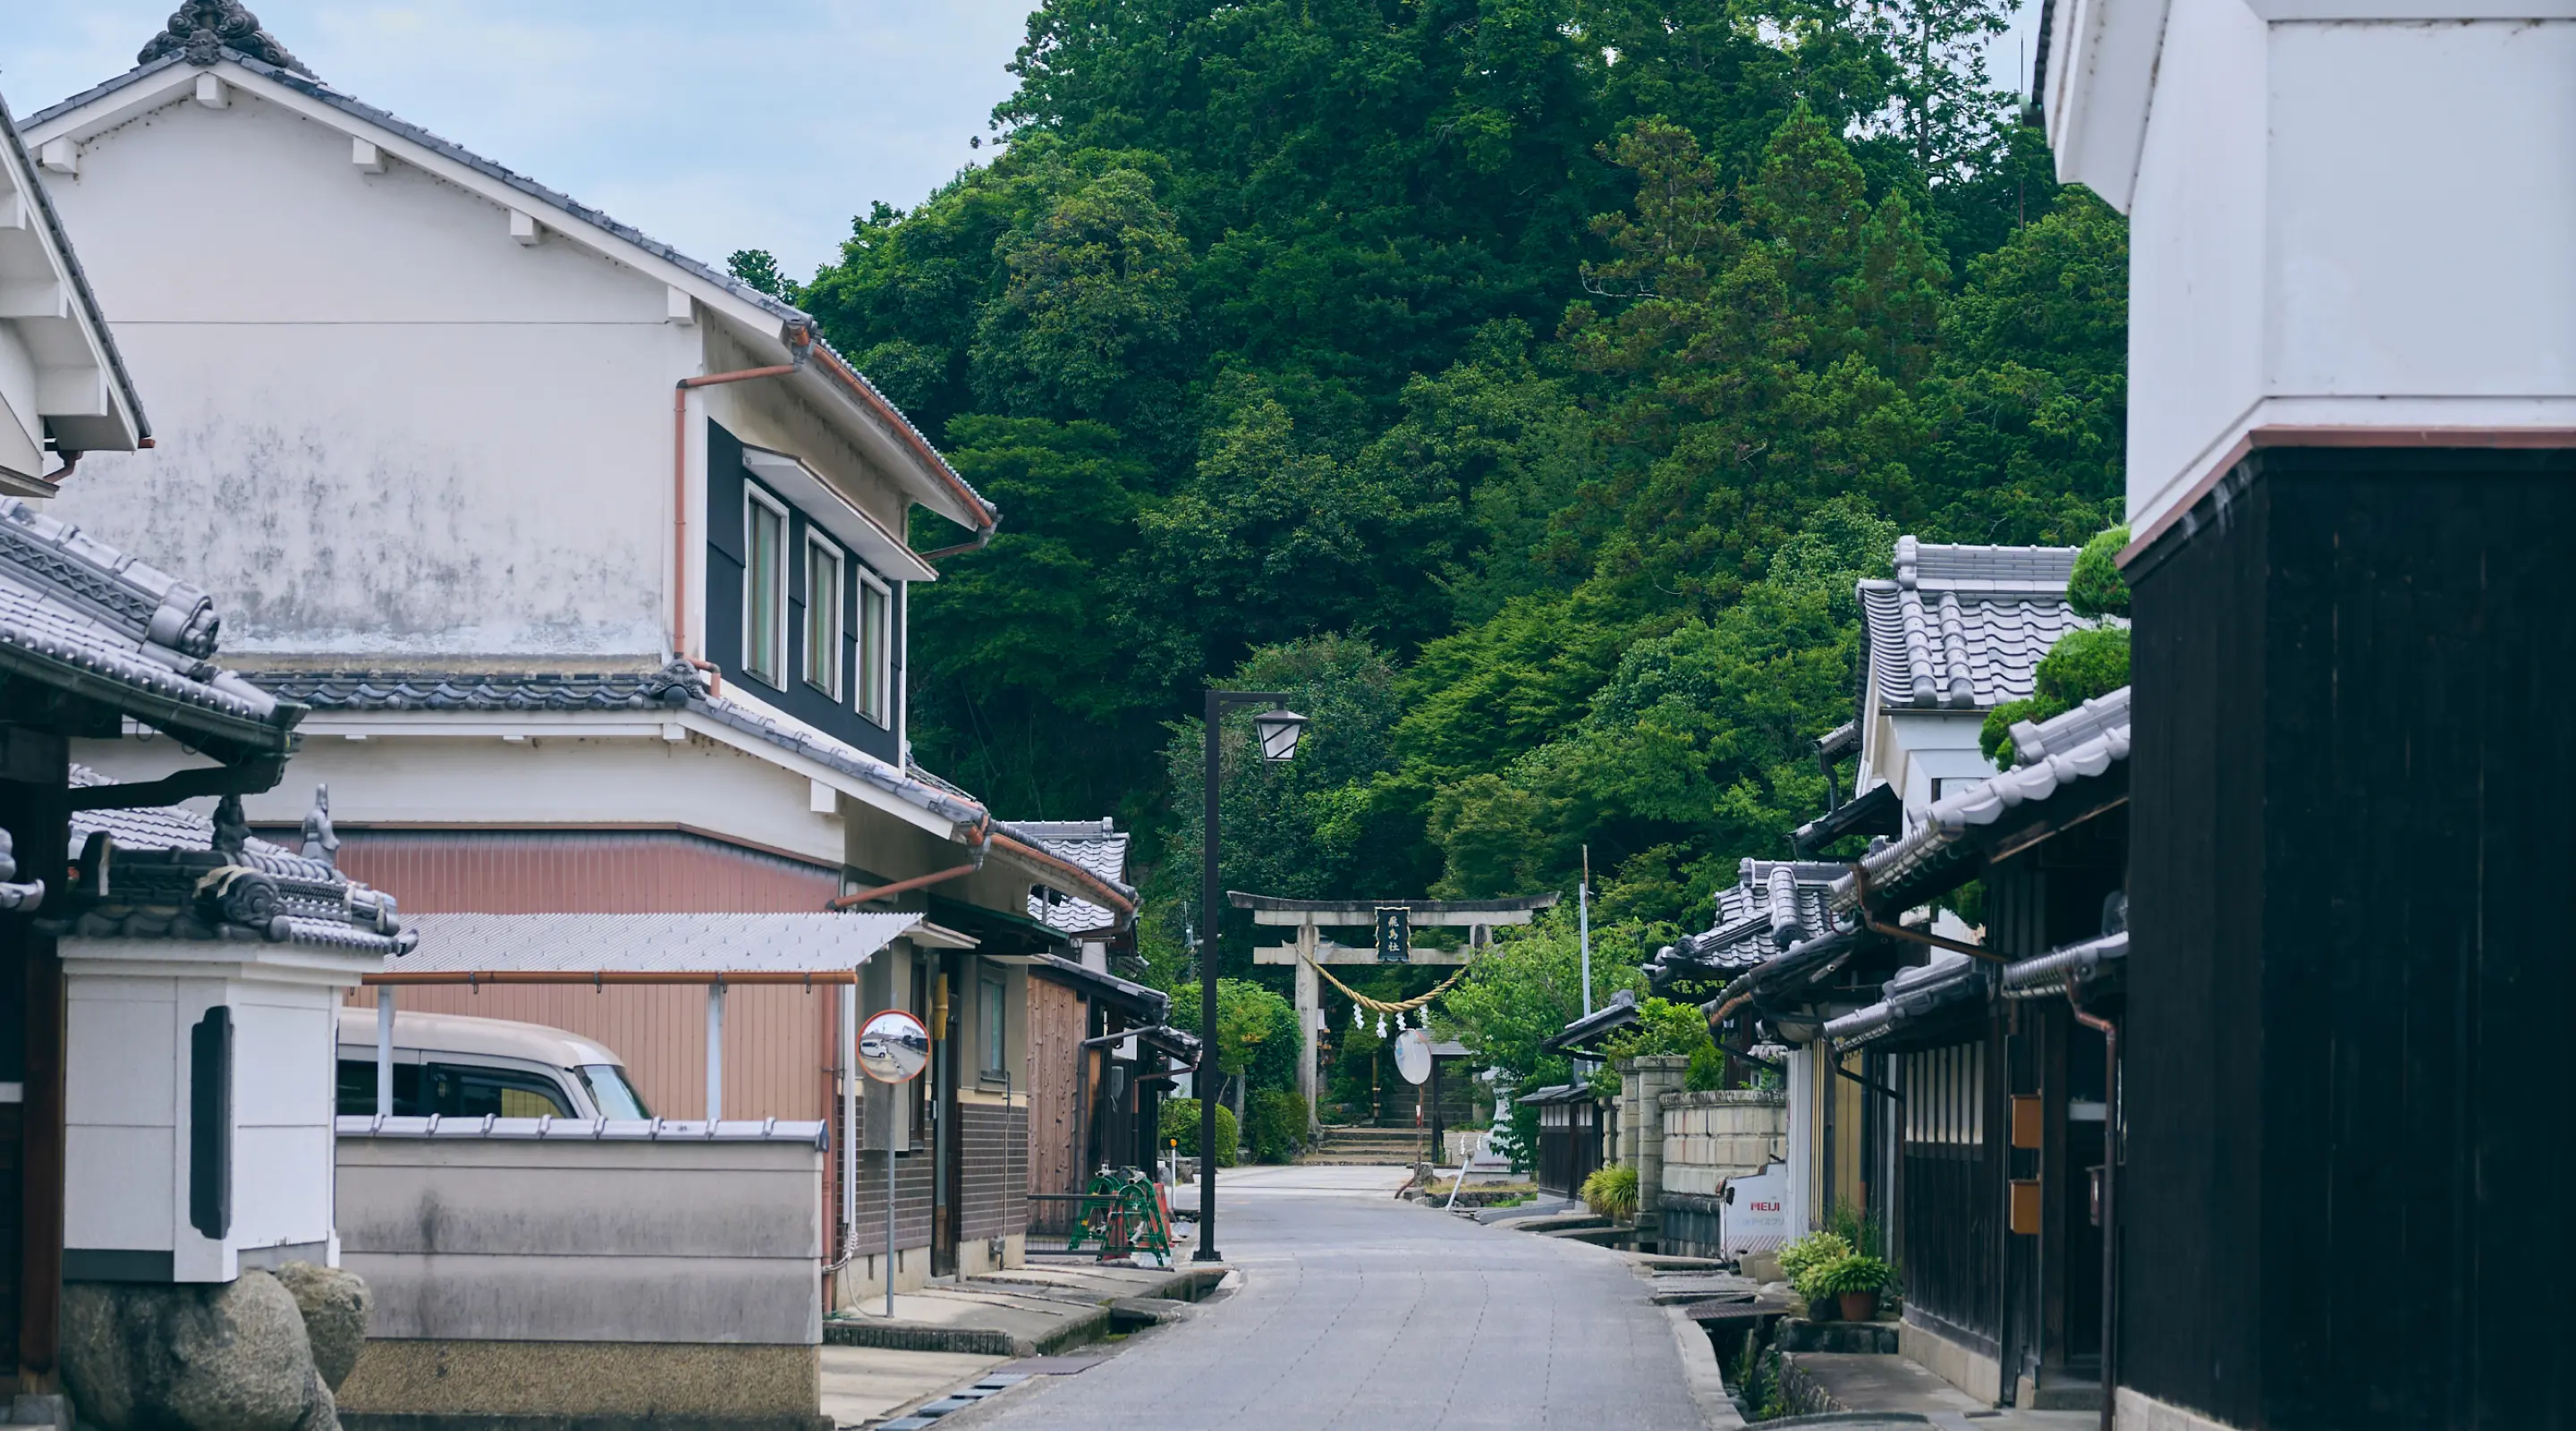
left=1776, top=1231, right=1853, bottom=1321
left=1811, top=1253, right=1894, bottom=1323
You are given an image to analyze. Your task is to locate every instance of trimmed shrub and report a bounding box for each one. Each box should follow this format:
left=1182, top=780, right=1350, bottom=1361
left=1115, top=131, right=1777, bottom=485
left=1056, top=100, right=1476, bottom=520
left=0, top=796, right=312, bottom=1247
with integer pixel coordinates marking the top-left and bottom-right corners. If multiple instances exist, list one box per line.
left=1246, top=1089, right=1309, bottom=1164
left=2067, top=524, right=2131, bottom=619
left=1580, top=1164, right=1640, bottom=1223
left=1159, top=1098, right=1238, bottom=1168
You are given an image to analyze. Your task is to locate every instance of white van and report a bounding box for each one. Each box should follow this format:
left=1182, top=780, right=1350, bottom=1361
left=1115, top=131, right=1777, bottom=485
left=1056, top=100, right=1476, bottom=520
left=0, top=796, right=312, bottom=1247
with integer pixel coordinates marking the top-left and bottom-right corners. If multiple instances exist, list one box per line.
left=335, top=1008, right=652, bottom=1121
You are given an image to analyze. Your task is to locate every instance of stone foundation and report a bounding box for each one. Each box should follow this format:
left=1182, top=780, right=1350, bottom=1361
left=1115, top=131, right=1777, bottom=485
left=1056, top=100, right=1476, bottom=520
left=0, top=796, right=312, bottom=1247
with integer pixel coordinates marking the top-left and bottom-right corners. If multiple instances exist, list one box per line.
left=1898, top=1314, right=2003, bottom=1406
left=2114, top=1385, right=2244, bottom=1431
left=337, top=1341, right=823, bottom=1427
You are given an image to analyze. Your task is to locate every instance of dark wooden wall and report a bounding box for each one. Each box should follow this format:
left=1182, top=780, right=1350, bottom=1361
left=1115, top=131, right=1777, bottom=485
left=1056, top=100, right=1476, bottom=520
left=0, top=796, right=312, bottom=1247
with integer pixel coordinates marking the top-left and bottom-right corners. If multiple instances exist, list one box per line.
left=1024, top=977, right=1085, bottom=1232
left=2126, top=447, right=2576, bottom=1428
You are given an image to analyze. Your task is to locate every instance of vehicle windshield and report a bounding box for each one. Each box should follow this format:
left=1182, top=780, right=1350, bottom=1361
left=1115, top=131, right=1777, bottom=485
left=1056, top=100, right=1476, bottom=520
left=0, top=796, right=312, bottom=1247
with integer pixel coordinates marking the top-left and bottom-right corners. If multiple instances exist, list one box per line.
left=575, top=1063, right=651, bottom=1119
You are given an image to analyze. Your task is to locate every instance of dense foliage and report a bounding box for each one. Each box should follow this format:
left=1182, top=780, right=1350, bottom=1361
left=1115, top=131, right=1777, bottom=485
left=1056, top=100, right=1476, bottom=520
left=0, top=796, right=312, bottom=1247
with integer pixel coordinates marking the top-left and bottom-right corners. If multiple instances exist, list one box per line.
left=740, top=0, right=2129, bottom=1090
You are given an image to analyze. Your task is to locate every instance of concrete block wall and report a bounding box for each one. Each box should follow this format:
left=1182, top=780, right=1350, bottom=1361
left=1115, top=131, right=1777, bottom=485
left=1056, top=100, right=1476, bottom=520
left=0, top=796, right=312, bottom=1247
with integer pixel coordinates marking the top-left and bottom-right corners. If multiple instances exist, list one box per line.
left=1657, top=1088, right=1789, bottom=1198
left=335, top=1121, right=826, bottom=1425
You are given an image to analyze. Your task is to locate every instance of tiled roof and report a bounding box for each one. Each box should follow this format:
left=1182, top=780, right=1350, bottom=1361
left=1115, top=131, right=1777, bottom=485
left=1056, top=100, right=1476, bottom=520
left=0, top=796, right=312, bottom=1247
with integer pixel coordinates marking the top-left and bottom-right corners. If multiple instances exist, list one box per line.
left=1001, top=818, right=1133, bottom=932
left=1647, top=859, right=1848, bottom=990
left=246, top=664, right=993, bottom=831
left=25, top=48, right=993, bottom=528
left=1543, top=989, right=1640, bottom=1054
left=1791, top=780, right=1901, bottom=857
left=1860, top=537, right=2089, bottom=711
left=0, top=501, right=292, bottom=754
left=138, top=1, right=309, bottom=76
left=1831, top=686, right=2132, bottom=913
left=55, top=775, right=410, bottom=953
left=1822, top=953, right=1987, bottom=1049
left=0, top=95, right=148, bottom=446
left=2000, top=931, right=2127, bottom=1002
left=395, top=911, right=919, bottom=977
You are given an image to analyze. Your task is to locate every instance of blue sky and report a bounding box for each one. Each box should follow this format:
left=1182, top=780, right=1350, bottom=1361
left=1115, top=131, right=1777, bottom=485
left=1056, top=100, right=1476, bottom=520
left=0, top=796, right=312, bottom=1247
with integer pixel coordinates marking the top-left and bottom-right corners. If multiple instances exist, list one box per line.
left=4, top=2, right=2043, bottom=290
left=2, top=2, right=1037, bottom=284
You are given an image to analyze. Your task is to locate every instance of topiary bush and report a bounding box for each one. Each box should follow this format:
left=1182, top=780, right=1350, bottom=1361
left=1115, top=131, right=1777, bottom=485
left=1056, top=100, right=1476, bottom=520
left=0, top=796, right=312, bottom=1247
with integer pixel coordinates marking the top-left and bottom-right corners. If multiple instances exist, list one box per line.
left=1979, top=625, right=2131, bottom=765
left=1580, top=1164, right=1640, bottom=1223
left=2067, top=524, right=2131, bottom=619
left=1245, top=1089, right=1309, bottom=1164
left=1159, top=1098, right=1238, bottom=1168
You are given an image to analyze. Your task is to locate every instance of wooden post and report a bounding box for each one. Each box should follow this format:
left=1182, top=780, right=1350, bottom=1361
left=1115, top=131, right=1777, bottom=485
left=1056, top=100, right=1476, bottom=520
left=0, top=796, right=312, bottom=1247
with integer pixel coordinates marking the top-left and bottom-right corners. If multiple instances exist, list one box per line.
left=5, top=730, right=68, bottom=1390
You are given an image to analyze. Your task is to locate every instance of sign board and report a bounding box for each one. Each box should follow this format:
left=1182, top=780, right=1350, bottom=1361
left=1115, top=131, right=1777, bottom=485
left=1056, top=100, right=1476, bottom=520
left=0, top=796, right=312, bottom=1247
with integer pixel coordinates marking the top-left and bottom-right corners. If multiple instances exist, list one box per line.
left=1720, top=1159, right=1790, bottom=1256
left=1375, top=906, right=1411, bottom=963
left=1394, top=1028, right=1433, bottom=1085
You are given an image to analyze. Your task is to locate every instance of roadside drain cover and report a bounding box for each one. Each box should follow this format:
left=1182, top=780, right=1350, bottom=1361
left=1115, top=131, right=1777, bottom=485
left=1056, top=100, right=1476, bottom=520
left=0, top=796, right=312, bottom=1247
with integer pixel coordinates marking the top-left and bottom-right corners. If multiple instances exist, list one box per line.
left=993, top=1355, right=1108, bottom=1375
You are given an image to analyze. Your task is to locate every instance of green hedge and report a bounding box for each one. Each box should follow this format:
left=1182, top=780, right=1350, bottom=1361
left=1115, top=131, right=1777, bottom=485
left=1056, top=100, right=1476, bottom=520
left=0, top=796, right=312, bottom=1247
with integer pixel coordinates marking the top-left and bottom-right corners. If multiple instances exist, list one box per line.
left=1158, top=1098, right=1238, bottom=1168
left=1245, top=1089, right=1309, bottom=1163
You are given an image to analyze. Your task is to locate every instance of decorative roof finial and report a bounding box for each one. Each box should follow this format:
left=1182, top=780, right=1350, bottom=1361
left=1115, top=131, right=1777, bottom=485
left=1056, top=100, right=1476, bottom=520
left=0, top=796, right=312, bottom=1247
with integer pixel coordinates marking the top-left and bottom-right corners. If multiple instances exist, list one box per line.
left=138, top=1, right=314, bottom=79
left=211, top=795, right=250, bottom=861
left=301, top=784, right=339, bottom=870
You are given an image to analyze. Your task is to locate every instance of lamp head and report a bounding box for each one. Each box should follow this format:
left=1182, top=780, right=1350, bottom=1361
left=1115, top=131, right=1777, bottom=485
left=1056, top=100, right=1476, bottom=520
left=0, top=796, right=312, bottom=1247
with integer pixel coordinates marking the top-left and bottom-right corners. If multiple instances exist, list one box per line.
left=1251, top=707, right=1309, bottom=762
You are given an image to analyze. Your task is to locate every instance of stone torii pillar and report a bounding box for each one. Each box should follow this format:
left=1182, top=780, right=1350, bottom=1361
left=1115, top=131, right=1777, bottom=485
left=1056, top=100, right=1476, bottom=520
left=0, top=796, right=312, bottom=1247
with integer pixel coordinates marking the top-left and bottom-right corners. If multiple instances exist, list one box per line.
left=1235, top=893, right=1559, bottom=1138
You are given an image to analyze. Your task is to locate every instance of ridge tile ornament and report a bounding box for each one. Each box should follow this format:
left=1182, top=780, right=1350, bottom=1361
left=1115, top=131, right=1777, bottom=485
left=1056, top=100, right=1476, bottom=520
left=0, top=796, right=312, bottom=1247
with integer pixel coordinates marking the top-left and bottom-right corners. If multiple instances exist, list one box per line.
left=50, top=776, right=411, bottom=953
left=138, top=0, right=314, bottom=78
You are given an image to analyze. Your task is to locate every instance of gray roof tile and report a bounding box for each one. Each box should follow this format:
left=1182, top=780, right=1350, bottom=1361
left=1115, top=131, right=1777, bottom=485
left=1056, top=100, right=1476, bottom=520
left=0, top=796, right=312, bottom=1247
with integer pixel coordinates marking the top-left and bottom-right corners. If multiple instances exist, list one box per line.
left=1860, top=536, right=2093, bottom=711
left=1648, top=859, right=1849, bottom=988
left=1831, top=686, right=2132, bottom=912
left=248, top=664, right=993, bottom=831
left=0, top=500, right=289, bottom=749
left=58, top=769, right=409, bottom=953
left=1000, top=818, right=1133, bottom=932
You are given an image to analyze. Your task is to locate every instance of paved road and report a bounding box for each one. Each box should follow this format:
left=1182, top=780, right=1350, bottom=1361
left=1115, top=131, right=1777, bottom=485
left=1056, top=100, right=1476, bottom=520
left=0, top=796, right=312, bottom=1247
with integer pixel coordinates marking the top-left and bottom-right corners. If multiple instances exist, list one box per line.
left=970, top=1165, right=1708, bottom=1431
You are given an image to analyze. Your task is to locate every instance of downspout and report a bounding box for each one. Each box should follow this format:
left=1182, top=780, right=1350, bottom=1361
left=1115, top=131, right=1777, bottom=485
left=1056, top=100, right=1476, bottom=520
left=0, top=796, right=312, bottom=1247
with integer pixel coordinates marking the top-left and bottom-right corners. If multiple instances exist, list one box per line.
left=673, top=326, right=814, bottom=682
left=2069, top=986, right=2119, bottom=1431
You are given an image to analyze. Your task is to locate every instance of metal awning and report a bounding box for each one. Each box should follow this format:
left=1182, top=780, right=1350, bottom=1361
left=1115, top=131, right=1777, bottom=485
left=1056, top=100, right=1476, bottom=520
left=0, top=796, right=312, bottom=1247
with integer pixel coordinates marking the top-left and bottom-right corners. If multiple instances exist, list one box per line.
left=368, top=911, right=921, bottom=985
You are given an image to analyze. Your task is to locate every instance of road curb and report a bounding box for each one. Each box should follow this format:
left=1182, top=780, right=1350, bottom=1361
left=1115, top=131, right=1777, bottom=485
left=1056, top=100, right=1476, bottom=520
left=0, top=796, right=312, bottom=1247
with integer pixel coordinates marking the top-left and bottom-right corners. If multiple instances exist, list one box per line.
left=1667, top=1302, right=1750, bottom=1430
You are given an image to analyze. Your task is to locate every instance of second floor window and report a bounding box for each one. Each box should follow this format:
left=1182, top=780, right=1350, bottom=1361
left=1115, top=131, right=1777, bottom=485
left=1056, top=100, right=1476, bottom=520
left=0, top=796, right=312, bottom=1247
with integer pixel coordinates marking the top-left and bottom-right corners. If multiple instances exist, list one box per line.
left=803, top=535, right=843, bottom=698
left=744, top=491, right=786, bottom=686
left=858, top=575, right=891, bottom=725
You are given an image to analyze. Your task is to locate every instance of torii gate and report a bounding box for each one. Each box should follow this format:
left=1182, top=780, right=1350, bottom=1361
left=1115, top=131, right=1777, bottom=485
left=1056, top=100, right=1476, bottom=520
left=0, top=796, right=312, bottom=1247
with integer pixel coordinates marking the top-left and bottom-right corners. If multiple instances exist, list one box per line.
left=1233, top=892, right=1559, bottom=1135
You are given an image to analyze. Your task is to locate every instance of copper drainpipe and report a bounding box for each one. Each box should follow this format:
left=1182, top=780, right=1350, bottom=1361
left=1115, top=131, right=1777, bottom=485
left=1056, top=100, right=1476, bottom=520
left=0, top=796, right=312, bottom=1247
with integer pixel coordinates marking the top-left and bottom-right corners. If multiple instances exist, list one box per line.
left=672, top=329, right=813, bottom=682
left=827, top=863, right=981, bottom=911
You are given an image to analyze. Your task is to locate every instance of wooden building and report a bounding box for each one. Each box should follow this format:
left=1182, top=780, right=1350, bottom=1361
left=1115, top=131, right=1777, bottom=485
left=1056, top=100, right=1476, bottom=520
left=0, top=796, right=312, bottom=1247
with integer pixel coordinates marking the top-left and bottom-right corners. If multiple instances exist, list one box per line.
left=2042, top=0, right=2573, bottom=1420
left=21, top=4, right=1140, bottom=1308
left=1818, top=688, right=2131, bottom=1410
left=1022, top=953, right=1193, bottom=1240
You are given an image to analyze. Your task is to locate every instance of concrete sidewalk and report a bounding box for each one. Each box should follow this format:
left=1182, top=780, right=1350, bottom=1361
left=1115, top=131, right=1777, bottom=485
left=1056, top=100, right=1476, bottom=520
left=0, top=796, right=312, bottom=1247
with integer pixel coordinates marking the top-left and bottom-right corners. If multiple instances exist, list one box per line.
left=819, top=1260, right=1224, bottom=1427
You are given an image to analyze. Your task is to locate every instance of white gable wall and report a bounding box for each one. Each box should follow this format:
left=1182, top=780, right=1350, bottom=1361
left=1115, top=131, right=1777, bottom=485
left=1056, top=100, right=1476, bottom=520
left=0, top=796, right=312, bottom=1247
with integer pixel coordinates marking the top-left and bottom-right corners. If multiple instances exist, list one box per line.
left=33, top=85, right=693, bottom=656
left=2066, top=0, right=2576, bottom=535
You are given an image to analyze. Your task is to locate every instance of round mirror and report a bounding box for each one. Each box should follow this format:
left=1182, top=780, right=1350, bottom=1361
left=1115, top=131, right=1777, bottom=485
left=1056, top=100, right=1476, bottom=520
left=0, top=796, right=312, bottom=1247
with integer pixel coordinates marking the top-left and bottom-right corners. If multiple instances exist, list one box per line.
left=858, top=1010, right=930, bottom=1085
left=1394, top=1027, right=1433, bottom=1085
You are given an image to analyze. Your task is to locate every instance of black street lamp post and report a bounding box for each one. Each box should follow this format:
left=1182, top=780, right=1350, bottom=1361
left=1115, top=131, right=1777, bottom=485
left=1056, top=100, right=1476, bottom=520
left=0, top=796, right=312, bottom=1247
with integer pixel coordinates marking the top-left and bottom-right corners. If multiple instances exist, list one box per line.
left=1195, top=690, right=1309, bottom=1264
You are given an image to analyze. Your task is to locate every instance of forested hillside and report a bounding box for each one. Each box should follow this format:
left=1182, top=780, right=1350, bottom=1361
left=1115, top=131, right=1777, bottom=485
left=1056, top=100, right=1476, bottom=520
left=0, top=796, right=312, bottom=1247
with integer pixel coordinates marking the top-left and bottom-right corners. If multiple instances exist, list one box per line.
left=733, top=0, right=2126, bottom=970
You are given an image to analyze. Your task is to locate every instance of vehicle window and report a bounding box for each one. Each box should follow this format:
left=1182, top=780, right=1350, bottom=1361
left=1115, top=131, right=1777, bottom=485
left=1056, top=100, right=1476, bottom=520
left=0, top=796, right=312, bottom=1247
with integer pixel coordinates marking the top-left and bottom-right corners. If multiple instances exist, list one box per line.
left=575, top=1063, right=651, bottom=1120
left=338, top=1060, right=428, bottom=1117
left=421, top=1063, right=574, bottom=1118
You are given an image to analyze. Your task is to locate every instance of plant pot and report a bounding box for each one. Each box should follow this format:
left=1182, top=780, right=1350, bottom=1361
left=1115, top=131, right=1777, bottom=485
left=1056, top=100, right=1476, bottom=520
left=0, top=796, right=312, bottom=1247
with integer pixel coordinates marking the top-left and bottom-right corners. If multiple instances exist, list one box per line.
left=1838, top=1290, right=1880, bottom=1322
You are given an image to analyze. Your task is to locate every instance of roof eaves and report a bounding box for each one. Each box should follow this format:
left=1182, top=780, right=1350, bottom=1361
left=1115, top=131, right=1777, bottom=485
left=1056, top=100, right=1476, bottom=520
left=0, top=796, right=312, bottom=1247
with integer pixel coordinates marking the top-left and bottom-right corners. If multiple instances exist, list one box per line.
left=0, top=97, right=148, bottom=449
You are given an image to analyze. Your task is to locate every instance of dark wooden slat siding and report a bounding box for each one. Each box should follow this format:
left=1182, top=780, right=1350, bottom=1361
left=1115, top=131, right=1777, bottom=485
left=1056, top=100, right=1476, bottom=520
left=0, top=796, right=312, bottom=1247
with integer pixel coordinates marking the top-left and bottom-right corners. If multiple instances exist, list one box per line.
left=2126, top=449, right=2576, bottom=1429
left=959, top=1105, right=1028, bottom=1242
left=0, top=1102, right=19, bottom=1375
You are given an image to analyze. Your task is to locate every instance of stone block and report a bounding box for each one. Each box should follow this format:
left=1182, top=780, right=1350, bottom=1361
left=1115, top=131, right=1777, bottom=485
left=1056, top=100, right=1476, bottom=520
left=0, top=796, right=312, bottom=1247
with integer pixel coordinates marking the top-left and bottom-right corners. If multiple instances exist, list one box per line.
left=63, top=1272, right=337, bottom=1431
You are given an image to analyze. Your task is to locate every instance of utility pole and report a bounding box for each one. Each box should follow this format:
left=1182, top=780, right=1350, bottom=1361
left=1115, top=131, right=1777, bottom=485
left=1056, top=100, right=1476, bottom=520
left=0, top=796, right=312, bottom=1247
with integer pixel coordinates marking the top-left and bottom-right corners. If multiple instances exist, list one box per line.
left=1578, top=845, right=1593, bottom=1019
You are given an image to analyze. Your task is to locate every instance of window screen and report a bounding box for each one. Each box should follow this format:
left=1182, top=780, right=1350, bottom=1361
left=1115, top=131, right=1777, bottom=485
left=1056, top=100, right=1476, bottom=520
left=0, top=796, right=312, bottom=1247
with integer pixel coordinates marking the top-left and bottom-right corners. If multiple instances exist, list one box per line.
left=980, top=977, right=1006, bottom=1076
left=803, top=537, right=842, bottom=696
left=745, top=495, right=785, bottom=683
left=858, top=578, right=891, bottom=724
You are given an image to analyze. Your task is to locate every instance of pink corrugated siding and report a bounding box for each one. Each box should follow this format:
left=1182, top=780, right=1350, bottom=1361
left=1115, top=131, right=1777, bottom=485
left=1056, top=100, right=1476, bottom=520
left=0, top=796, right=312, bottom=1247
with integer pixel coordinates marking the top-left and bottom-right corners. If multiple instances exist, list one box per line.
left=336, top=829, right=842, bottom=1122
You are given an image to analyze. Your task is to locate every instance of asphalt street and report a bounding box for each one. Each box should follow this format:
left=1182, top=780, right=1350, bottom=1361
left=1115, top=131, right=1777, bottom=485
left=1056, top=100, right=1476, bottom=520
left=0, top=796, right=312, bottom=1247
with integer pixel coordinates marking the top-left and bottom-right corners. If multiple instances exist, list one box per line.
left=968, top=1165, right=1709, bottom=1431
